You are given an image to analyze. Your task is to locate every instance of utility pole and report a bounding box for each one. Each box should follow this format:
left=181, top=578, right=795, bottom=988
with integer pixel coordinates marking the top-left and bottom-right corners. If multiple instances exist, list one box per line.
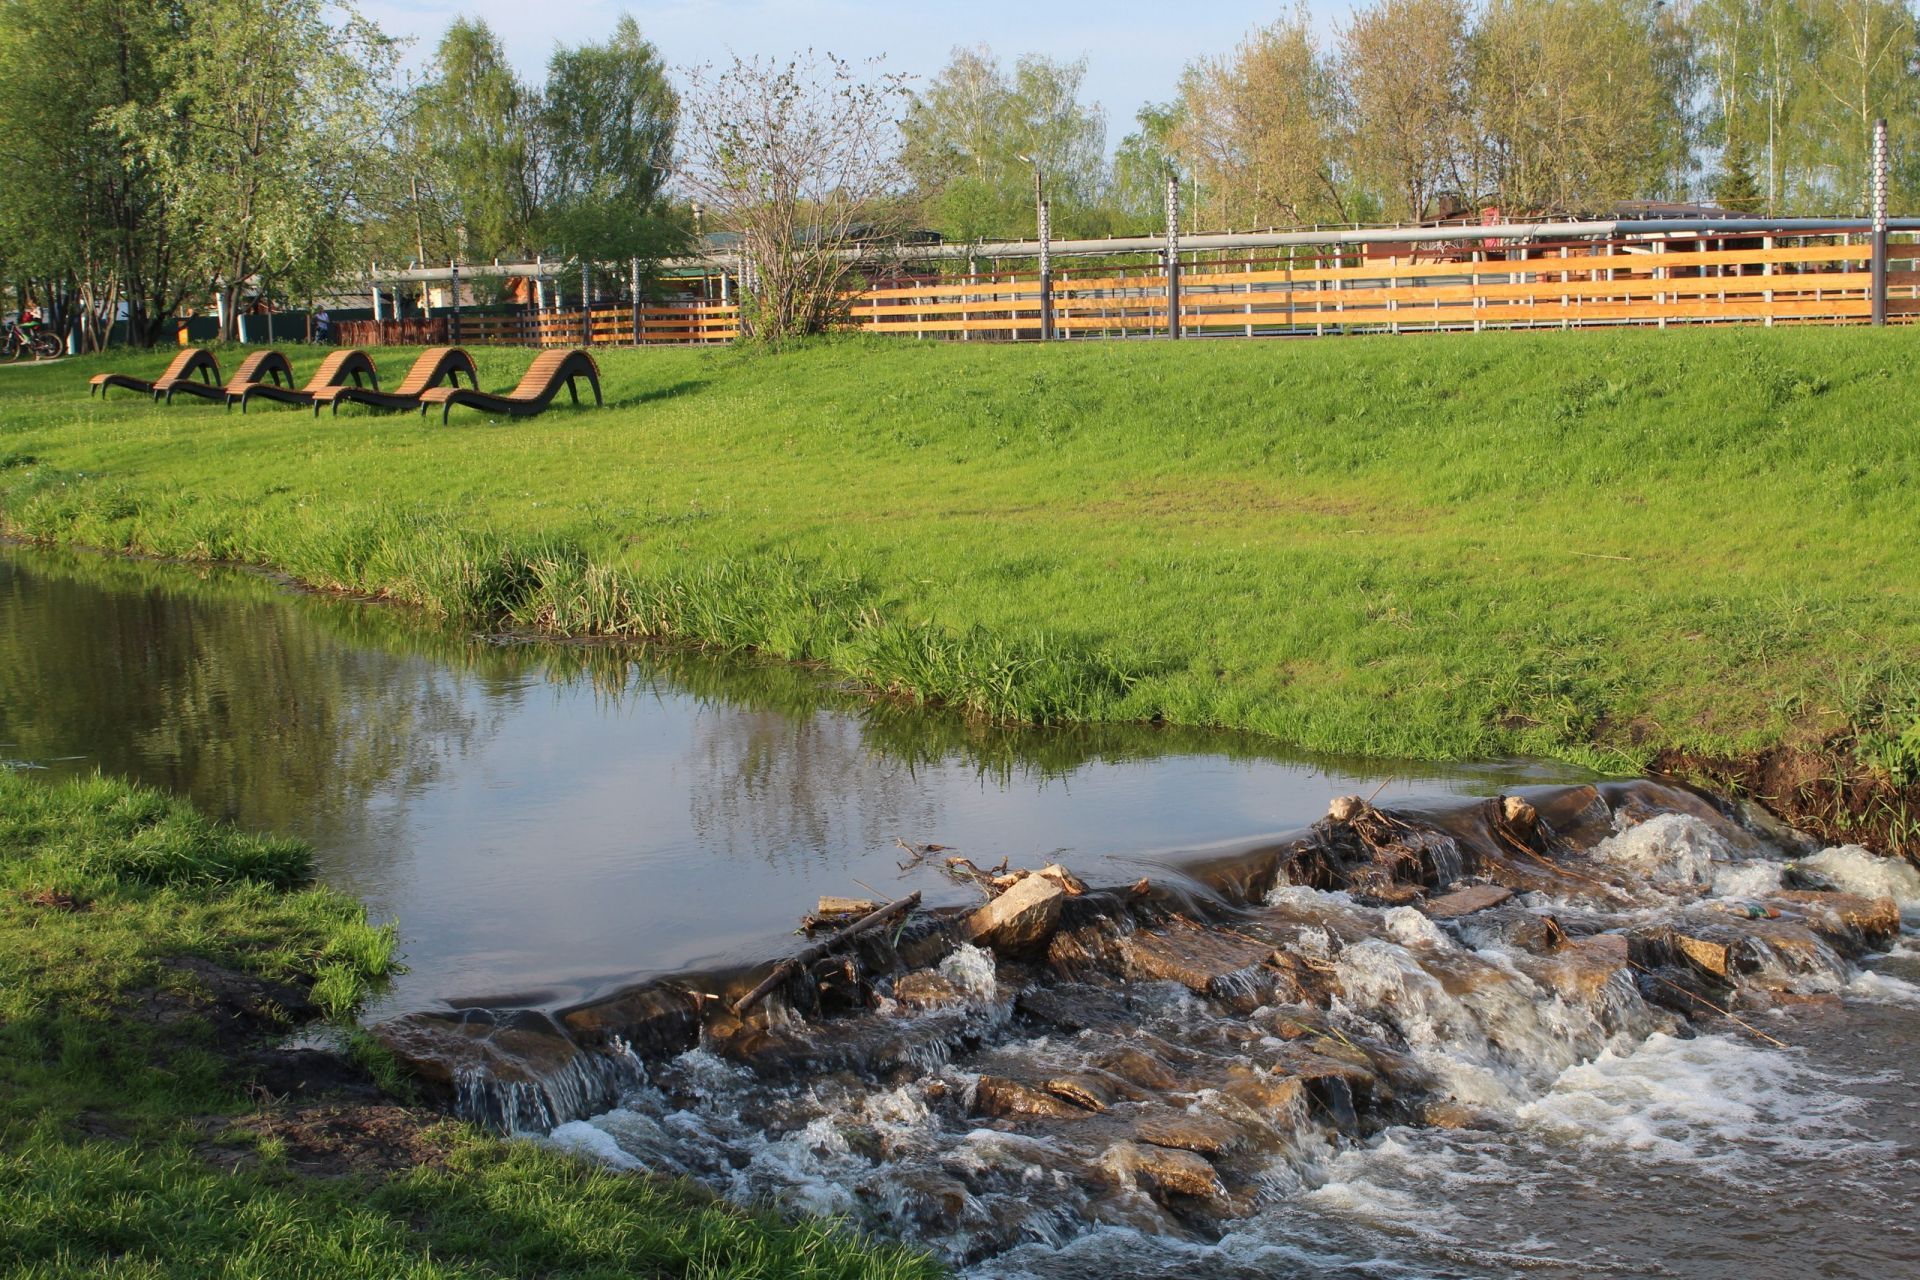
left=1872, top=117, right=1889, bottom=327
left=1165, top=172, right=1182, bottom=340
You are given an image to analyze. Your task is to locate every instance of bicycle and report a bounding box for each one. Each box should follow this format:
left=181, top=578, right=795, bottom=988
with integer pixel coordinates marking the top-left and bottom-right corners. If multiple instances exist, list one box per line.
left=3, top=318, right=63, bottom=361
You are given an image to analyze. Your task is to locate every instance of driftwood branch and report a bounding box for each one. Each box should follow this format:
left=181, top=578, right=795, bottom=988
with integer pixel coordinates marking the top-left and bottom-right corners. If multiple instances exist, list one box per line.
left=732, top=890, right=923, bottom=1016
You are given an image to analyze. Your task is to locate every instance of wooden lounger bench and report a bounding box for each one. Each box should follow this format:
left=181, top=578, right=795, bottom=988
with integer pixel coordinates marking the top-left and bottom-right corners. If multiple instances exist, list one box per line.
left=159, top=349, right=293, bottom=404
left=417, top=349, right=602, bottom=424
left=229, top=349, right=378, bottom=412
left=89, top=348, right=219, bottom=399
left=309, top=347, right=478, bottom=416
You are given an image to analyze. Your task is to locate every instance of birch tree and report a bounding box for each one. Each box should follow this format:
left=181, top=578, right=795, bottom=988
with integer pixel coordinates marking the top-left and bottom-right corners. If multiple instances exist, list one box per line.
left=679, top=52, right=912, bottom=339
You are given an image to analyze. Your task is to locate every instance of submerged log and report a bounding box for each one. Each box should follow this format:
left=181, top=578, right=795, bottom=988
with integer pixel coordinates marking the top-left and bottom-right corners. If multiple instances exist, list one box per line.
left=732, top=891, right=922, bottom=1017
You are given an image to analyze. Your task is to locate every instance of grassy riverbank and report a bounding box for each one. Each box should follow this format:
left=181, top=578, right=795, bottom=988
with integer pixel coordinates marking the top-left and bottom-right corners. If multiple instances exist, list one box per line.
left=0, top=769, right=939, bottom=1278
left=2, top=329, right=1918, bottom=824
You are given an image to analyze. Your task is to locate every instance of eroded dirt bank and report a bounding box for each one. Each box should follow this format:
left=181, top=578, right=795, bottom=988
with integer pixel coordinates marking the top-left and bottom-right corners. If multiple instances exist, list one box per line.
left=373, top=778, right=1919, bottom=1269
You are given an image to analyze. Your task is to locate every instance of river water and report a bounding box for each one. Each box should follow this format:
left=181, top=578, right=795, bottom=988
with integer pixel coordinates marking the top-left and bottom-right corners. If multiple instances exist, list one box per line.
left=4, top=541, right=1917, bottom=1278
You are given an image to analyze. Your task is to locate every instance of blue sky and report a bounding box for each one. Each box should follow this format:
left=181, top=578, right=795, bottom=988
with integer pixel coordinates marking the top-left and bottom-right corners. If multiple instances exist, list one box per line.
left=359, top=1, right=1349, bottom=142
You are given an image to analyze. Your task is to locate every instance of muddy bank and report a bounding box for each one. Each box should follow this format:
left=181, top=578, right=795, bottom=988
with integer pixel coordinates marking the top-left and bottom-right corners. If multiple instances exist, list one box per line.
left=372, top=777, right=1918, bottom=1268
left=1654, top=745, right=1920, bottom=864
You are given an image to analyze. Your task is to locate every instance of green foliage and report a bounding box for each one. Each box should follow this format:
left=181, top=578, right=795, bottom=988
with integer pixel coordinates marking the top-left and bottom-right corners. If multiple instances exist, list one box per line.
left=110, top=0, right=398, bottom=335
left=901, top=47, right=1111, bottom=240
left=411, top=17, right=541, bottom=261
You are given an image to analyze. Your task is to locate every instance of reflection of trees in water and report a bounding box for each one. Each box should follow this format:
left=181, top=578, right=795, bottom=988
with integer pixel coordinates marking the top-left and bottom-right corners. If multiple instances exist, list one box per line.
left=0, top=550, right=503, bottom=875
left=684, top=708, right=948, bottom=872
left=2, top=545, right=1494, bottom=893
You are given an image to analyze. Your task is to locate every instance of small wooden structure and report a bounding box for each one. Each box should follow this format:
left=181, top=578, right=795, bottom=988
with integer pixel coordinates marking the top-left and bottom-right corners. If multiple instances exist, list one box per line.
left=89, top=347, right=219, bottom=399
left=229, top=349, right=378, bottom=413
left=417, top=349, right=602, bottom=423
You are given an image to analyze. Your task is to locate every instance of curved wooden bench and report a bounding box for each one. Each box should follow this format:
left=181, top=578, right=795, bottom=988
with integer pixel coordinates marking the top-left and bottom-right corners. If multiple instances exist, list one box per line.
left=90, top=348, right=219, bottom=399
left=310, top=347, right=478, bottom=416
left=161, top=349, right=293, bottom=404
left=417, top=349, right=602, bottom=424
left=231, top=349, right=378, bottom=412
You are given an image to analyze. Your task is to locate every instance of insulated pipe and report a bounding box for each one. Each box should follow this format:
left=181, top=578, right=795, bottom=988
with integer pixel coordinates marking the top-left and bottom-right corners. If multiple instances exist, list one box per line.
left=353, top=216, right=1920, bottom=285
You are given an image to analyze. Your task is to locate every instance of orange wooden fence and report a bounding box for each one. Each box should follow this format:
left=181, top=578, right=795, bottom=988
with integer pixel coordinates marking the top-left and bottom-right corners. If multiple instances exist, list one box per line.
left=353, top=234, right=1920, bottom=349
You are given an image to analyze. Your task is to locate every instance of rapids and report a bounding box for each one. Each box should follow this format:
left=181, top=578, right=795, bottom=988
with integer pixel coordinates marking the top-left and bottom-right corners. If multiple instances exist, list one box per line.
left=398, top=781, right=1918, bottom=1278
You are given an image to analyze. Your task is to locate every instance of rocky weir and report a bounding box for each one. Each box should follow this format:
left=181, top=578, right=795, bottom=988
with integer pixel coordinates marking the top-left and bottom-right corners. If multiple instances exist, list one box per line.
left=373, top=778, right=1918, bottom=1269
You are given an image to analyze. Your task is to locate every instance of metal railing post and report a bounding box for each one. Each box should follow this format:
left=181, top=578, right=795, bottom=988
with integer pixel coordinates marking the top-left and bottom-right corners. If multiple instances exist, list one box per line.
left=581, top=259, right=592, bottom=346
left=631, top=257, right=642, bottom=346
left=449, top=260, right=461, bottom=344
left=1873, top=117, right=1889, bottom=327
left=1165, top=174, right=1182, bottom=339
left=1038, top=196, right=1054, bottom=341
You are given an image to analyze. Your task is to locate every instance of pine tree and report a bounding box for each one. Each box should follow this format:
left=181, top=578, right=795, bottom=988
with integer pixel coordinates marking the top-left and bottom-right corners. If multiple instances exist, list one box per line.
left=1714, top=135, right=1765, bottom=213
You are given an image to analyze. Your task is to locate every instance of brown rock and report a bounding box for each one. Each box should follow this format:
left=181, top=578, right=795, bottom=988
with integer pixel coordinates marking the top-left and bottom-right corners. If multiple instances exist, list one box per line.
left=1520, top=933, right=1630, bottom=1001
left=1502, top=795, right=1539, bottom=829
left=1038, top=863, right=1089, bottom=895
left=1423, top=884, right=1515, bottom=919
left=1130, top=1106, right=1244, bottom=1156
left=1770, top=890, right=1902, bottom=945
left=889, top=969, right=966, bottom=1011
left=1045, top=1073, right=1119, bottom=1112
left=1327, top=795, right=1367, bottom=822
left=1674, top=932, right=1732, bottom=977
left=1102, top=1140, right=1226, bottom=1202
left=558, top=983, right=701, bottom=1056
left=973, top=1074, right=1084, bottom=1119
left=1119, top=926, right=1275, bottom=996
left=961, top=874, right=1064, bottom=952
left=1096, top=1045, right=1183, bottom=1092
left=1221, top=1068, right=1306, bottom=1117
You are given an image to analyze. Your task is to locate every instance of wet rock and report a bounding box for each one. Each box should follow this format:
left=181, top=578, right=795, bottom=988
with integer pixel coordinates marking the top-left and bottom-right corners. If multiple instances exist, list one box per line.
left=974, top=1074, right=1086, bottom=1119
left=1096, top=1044, right=1184, bottom=1092
left=961, top=874, right=1064, bottom=953
left=1129, top=1105, right=1244, bottom=1157
left=374, top=1008, right=580, bottom=1090
left=1518, top=932, right=1631, bottom=1002
left=1102, top=1140, right=1227, bottom=1204
left=1118, top=923, right=1283, bottom=1003
left=1037, top=863, right=1089, bottom=895
left=1045, top=1071, right=1131, bottom=1112
left=1014, top=983, right=1137, bottom=1033
left=557, top=983, right=701, bottom=1057
left=1769, top=890, right=1901, bottom=950
left=1327, top=795, right=1367, bottom=823
left=1423, top=884, right=1514, bottom=918
left=1220, top=1067, right=1306, bottom=1119
left=890, top=969, right=967, bottom=1011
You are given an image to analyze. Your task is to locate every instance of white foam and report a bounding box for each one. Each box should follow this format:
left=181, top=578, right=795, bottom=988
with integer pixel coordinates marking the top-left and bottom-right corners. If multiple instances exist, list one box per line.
left=1709, top=859, right=1786, bottom=899
left=1382, top=906, right=1451, bottom=949
left=1592, top=813, right=1728, bottom=889
left=1846, top=968, right=1920, bottom=1007
left=546, top=1119, right=646, bottom=1170
left=1516, top=1032, right=1881, bottom=1172
left=1798, top=845, right=1920, bottom=908
left=939, top=941, right=998, bottom=998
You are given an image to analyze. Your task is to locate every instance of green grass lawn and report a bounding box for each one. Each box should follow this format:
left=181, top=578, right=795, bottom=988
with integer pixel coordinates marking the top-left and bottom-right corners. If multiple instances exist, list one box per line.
left=0, top=769, right=940, bottom=1278
left=2, top=328, right=1917, bottom=775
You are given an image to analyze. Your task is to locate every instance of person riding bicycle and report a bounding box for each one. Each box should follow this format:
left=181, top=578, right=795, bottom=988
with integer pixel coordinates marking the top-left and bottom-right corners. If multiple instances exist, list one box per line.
left=18, top=300, right=42, bottom=330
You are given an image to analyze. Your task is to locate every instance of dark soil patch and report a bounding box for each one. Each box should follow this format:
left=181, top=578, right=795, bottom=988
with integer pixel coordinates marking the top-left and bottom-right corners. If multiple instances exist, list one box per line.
left=201, top=1103, right=452, bottom=1177
left=1654, top=742, right=1920, bottom=862
left=135, top=956, right=319, bottom=1055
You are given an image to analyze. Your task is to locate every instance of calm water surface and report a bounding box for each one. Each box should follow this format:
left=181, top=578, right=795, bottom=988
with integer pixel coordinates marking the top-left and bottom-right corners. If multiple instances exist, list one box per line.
left=0, top=543, right=1580, bottom=1015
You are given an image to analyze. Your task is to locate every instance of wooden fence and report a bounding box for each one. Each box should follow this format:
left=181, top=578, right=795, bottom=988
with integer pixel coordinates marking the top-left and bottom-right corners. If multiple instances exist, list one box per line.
left=343, top=233, right=1920, bottom=349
